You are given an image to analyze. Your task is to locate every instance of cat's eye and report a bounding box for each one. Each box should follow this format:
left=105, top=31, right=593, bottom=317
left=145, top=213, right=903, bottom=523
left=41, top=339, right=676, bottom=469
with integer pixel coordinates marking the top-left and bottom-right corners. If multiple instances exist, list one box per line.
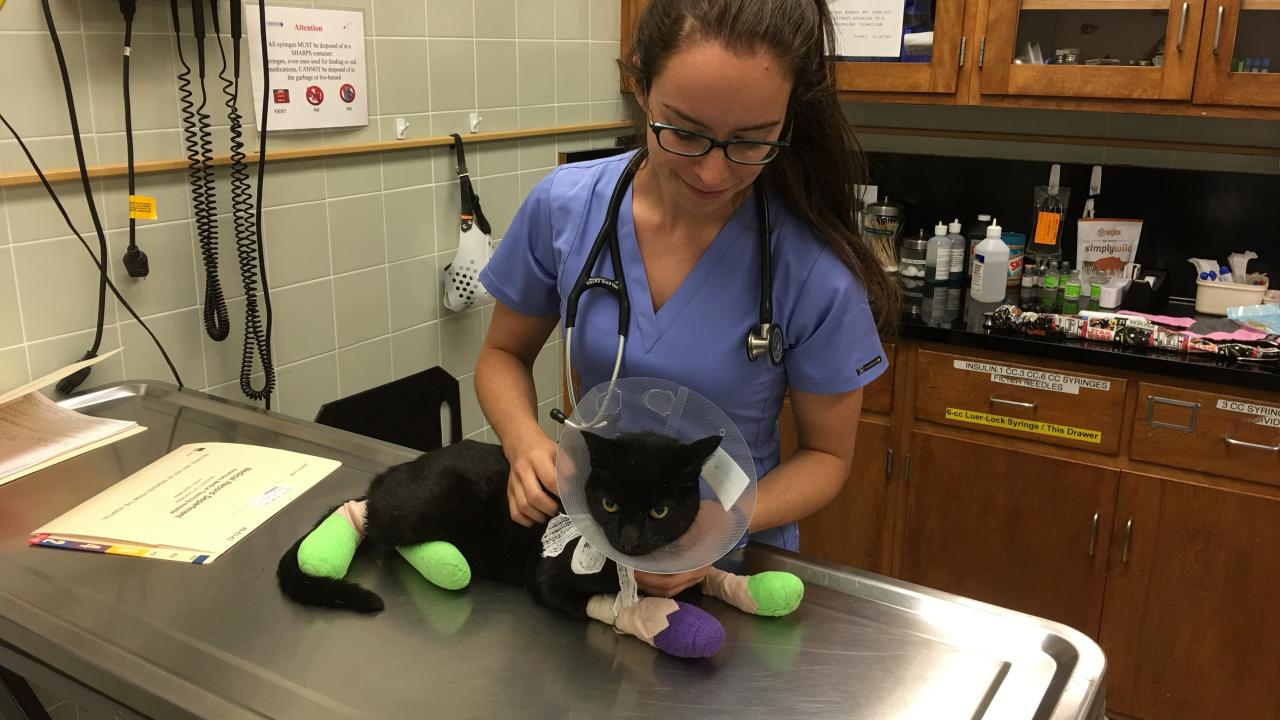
left=601, top=498, right=619, bottom=513
left=649, top=505, right=669, bottom=519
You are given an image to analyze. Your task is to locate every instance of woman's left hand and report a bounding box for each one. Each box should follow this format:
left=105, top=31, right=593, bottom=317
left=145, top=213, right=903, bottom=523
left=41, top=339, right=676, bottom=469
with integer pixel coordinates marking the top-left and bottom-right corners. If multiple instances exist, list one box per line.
left=634, top=567, right=710, bottom=598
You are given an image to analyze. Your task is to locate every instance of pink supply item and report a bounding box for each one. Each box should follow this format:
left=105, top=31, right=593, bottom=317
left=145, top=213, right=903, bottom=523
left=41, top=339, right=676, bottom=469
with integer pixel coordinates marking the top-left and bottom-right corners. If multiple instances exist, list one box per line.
left=1118, top=310, right=1269, bottom=341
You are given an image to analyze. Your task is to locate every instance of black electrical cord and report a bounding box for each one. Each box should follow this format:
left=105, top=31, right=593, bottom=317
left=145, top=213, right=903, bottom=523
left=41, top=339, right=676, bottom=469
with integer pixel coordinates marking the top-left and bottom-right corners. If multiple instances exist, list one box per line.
left=41, top=0, right=108, bottom=396
left=242, top=0, right=277, bottom=408
left=0, top=113, right=184, bottom=390
left=210, top=2, right=263, bottom=398
left=178, top=0, right=230, bottom=342
left=119, top=0, right=148, bottom=278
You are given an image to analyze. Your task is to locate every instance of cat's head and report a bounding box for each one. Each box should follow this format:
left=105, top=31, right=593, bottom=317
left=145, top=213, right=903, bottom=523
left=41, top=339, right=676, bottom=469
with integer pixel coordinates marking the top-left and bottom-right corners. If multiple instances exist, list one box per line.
left=580, top=430, right=722, bottom=556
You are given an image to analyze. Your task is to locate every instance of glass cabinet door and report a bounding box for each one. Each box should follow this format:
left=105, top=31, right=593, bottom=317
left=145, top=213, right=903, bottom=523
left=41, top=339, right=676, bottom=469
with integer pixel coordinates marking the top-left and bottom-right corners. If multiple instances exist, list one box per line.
left=1193, top=0, right=1280, bottom=106
left=831, top=0, right=969, bottom=94
left=980, top=0, right=1206, bottom=99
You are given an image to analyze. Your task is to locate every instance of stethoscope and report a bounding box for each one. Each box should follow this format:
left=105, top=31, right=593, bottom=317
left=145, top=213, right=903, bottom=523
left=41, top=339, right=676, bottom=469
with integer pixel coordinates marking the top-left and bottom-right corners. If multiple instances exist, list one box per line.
left=562, top=150, right=783, bottom=417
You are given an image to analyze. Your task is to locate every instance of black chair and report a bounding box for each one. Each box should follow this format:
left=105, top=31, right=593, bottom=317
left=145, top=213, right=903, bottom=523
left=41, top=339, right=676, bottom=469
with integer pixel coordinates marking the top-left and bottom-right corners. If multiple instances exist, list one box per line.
left=314, top=366, right=463, bottom=452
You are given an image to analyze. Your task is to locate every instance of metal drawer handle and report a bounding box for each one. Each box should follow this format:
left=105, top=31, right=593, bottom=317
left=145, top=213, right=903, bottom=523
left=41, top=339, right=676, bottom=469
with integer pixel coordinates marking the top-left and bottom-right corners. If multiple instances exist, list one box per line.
left=1146, top=395, right=1199, bottom=433
left=1088, top=512, right=1099, bottom=557
left=1213, top=5, right=1225, bottom=55
left=1176, top=1, right=1190, bottom=52
left=1225, top=436, right=1280, bottom=452
left=990, top=397, right=1038, bottom=410
left=1122, top=518, right=1133, bottom=566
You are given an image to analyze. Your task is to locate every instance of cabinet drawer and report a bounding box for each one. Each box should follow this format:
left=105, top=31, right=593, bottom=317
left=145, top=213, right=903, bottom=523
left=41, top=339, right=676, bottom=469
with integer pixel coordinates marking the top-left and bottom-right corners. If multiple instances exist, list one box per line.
left=914, top=350, right=1127, bottom=454
left=862, top=343, right=895, bottom=415
left=1131, top=383, right=1280, bottom=485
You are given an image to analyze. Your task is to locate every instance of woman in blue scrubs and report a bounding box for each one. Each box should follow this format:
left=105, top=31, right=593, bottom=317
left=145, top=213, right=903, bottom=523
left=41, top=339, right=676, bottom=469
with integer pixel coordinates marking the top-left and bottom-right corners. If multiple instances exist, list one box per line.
left=476, top=0, right=897, bottom=597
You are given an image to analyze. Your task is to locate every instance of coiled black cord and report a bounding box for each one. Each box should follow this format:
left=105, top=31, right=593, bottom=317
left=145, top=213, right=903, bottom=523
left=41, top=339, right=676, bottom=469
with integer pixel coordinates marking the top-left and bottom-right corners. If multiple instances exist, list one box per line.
left=178, top=0, right=230, bottom=342
left=240, top=1, right=276, bottom=407
left=41, top=0, right=108, bottom=396
left=0, top=113, right=183, bottom=389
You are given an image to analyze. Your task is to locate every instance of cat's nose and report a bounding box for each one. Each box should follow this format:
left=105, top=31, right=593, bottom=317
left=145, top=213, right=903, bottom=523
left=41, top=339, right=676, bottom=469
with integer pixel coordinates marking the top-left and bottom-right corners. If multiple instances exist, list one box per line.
left=620, top=525, right=641, bottom=553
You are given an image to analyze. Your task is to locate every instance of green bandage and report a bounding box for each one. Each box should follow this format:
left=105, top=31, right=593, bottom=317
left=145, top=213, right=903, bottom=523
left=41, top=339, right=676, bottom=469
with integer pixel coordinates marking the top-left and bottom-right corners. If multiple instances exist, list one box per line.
left=746, top=571, right=804, bottom=617
left=297, top=512, right=361, bottom=580
left=398, top=541, right=472, bottom=590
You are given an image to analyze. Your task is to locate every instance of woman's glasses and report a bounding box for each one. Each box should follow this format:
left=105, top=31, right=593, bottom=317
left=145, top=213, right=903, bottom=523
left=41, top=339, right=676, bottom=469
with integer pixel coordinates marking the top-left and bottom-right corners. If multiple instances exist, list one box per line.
left=647, top=115, right=789, bottom=165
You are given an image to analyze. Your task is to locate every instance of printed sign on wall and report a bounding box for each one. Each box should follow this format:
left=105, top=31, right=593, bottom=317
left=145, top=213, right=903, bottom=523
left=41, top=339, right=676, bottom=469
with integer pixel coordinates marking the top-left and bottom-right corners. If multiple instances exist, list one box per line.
left=247, top=5, right=369, bottom=132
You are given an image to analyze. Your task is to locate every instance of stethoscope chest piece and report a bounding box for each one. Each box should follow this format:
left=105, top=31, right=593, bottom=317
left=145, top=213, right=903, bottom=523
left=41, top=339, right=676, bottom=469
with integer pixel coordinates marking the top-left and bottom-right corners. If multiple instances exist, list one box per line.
left=746, top=323, right=785, bottom=366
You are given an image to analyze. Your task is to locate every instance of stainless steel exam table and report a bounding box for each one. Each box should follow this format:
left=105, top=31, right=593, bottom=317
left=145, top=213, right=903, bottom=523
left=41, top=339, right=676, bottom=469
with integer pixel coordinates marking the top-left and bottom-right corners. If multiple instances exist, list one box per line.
left=0, top=383, right=1105, bottom=720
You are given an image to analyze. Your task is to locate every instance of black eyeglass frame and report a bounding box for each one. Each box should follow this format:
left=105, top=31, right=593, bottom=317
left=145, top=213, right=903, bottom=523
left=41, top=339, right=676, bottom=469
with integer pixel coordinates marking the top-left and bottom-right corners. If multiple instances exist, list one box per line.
left=646, top=115, right=790, bottom=166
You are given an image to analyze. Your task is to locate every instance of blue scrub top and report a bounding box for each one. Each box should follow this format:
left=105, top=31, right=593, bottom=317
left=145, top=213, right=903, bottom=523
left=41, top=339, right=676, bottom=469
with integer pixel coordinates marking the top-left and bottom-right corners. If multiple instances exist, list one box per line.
left=479, top=151, right=887, bottom=551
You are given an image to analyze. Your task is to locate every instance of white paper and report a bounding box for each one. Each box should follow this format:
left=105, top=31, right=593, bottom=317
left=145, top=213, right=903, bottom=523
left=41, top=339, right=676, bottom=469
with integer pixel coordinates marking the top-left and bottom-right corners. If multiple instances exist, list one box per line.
left=34, top=443, right=341, bottom=563
left=1217, top=399, right=1280, bottom=428
left=830, top=0, right=905, bottom=58
left=246, top=5, right=369, bottom=132
left=953, top=359, right=1111, bottom=395
left=702, top=446, right=750, bottom=511
left=0, top=392, right=141, bottom=487
left=0, top=348, right=121, bottom=407
left=1077, top=219, right=1143, bottom=279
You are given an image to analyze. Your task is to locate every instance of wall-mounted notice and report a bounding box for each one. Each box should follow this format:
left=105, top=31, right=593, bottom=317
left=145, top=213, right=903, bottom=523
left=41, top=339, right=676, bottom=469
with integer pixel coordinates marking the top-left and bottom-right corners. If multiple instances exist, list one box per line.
left=830, top=0, right=905, bottom=58
left=247, top=5, right=368, bottom=132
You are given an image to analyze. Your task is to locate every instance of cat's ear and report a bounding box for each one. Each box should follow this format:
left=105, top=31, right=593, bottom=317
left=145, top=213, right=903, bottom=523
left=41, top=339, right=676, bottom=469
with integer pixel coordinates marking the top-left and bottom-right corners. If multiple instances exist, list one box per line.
left=580, top=430, right=617, bottom=467
left=679, top=434, right=722, bottom=473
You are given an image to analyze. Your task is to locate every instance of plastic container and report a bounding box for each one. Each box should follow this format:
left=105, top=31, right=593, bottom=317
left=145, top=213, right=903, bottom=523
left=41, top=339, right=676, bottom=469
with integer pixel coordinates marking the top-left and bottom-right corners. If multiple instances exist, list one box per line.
left=1195, top=278, right=1269, bottom=316
left=971, top=220, right=1010, bottom=303
left=947, top=219, right=966, bottom=287
left=900, top=230, right=929, bottom=280
left=926, top=222, right=952, bottom=285
left=966, top=214, right=993, bottom=278
left=1002, top=231, right=1027, bottom=287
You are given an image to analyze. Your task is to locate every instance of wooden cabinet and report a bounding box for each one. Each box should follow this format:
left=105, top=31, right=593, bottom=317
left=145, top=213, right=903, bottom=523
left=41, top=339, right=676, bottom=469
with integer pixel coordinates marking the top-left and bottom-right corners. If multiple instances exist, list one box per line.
left=1100, top=473, right=1280, bottom=720
left=619, top=0, right=1279, bottom=115
left=914, top=349, right=1128, bottom=454
left=1192, top=0, right=1280, bottom=107
left=900, top=431, right=1118, bottom=634
left=780, top=401, right=894, bottom=574
left=978, top=0, right=1207, bottom=101
left=1131, top=382, right=1280, bottom=487
left=833, top=0, right=969, bottom=95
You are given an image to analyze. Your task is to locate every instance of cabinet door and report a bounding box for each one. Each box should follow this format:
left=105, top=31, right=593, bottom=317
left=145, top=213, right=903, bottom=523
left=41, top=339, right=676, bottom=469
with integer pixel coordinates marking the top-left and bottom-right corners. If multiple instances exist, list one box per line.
left=1100, top=474, right=1280, bottom=720
left=979, top=0, right=1206, bottom=100
left=833, top=0, right=969, bottom=94
left=788, top=417, right=894, bottom=574
left=1192, top=0, right=1280, bottom=106
left=901, top=431, right=1117, bottom=635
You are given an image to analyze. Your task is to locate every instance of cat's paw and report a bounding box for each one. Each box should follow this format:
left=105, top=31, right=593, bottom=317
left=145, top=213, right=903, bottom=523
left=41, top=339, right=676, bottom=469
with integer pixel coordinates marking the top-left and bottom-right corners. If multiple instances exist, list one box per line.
left=398, top=541, right=472, bottom=590
left=296, top=513, right=360, bottom=579
left=652, top=601, right=725, bottom=658
left=747, top=571, right=804, bottom=617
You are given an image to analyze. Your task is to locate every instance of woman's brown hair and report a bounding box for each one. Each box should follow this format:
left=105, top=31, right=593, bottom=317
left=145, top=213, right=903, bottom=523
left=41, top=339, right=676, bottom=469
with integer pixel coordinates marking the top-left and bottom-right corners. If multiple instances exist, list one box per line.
left=620, top=0, right=899, bottom=332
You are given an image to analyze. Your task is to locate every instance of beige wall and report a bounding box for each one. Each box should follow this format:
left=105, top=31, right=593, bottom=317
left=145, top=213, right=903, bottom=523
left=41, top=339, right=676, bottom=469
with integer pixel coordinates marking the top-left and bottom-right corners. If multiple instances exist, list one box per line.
left=0, top=0, right=627, bottom=441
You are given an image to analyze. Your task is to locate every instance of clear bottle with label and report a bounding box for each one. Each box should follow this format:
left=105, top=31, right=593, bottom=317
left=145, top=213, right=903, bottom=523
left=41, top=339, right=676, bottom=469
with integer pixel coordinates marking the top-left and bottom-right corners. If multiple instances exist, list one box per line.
left=1043, top=260, right=1061, bottom=293
left=970, top=219, right=1010, bottom=303
left=926, top=222, right=951, bottom=285
left=947, top=219, right=966, bottom=287
left=1058, top=260, right=1073, bottom=290
left=1064, top=268, right=1082, bottom=300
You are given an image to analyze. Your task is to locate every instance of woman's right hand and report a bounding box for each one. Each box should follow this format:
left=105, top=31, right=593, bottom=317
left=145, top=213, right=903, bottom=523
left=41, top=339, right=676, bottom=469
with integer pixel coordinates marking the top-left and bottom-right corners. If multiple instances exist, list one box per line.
left=506, top=432, right=561, bottom=526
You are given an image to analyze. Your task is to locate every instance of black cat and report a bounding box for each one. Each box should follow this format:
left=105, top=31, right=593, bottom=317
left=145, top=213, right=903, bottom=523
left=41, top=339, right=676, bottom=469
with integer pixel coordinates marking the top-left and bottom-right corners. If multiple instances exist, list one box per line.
left=277, top=431, right=803, bottom=658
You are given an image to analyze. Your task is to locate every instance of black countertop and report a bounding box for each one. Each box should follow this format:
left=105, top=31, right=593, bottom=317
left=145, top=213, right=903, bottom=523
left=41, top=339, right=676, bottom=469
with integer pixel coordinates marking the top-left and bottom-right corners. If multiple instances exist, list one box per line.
left=898, top=282, right=1280, bottom=394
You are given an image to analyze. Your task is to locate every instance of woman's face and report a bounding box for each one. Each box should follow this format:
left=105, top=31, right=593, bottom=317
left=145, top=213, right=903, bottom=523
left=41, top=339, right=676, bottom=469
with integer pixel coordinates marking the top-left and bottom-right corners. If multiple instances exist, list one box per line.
left=640, top=41, right=792, bottom=219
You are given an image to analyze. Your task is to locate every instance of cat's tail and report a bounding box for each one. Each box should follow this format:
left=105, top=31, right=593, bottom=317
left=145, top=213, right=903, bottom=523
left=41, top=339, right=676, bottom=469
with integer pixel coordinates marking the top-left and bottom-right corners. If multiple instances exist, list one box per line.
left=277, top=502, right=386, bottom=613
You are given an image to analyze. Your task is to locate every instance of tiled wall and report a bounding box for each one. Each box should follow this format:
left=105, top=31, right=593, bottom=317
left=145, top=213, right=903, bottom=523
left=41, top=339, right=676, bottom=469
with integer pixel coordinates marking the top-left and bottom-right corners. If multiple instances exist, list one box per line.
left=848, top=103, right=1280, bottom=176
left=0, top=0, right=627, bottom=443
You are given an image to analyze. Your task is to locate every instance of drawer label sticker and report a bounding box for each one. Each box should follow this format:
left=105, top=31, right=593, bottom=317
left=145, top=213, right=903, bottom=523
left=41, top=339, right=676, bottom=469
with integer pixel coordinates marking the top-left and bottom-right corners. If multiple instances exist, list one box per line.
left=953, top=360, right=1111, bottom=395
left=945, top=408, right=1104, bottom=444
left=1216, top=399, right=1280, bottom=428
